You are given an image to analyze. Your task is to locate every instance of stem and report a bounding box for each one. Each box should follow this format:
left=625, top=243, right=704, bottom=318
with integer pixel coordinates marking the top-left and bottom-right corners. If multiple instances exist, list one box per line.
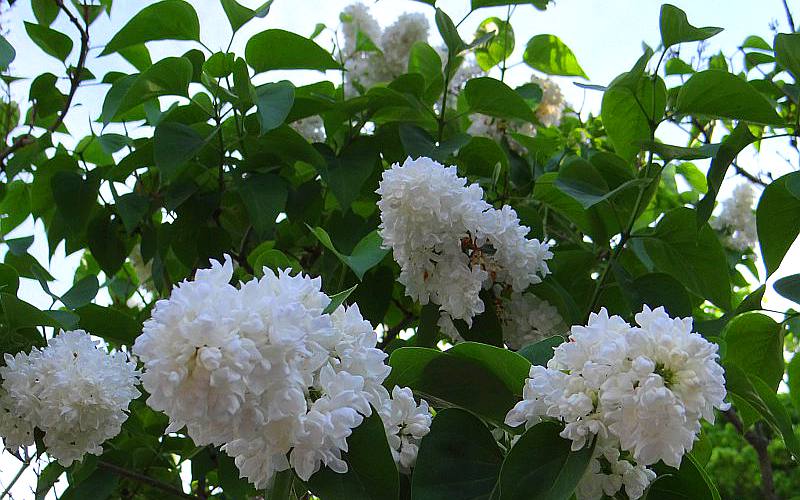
left=498, top=5, right=513, bottom=82
left=722, top=410, right=777, bottom=500
left=437, top=61, right=454, bottom=143
left=97, top=461, right=199, bottom=500
left=0, top=460, right=30, bottom=500
left=783, top=0, right=796, bottom=32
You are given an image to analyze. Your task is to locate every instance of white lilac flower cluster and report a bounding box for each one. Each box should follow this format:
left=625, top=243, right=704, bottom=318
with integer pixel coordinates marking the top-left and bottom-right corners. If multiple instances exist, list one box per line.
left=710, top=183, right=758, bottom=252
left=505, top=306, right=728, bottom=500
left=468, top=74, right=566, bottom=154
left=0, top=330, right=140, bottom=466
left=133, top=256, right=430, bottom=487
left=497, top=291, right=567, bottom=350
left=291, top=115, right=327, bottom=143
left=340, top=4, right=429, bottom=95
left=377, top=156, right=552, bottom=340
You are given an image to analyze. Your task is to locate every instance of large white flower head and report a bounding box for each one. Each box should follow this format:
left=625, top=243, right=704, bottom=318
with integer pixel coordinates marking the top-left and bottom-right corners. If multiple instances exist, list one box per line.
left=498, top=292, right=567, bottom=350
left=340, top=3, right=381, bottom=54
left=530, top=75, right=565, bottom=128
left=378, top=385, right=432, bottom=473
left=0, top=330, right=140, bottom=466
left=377, top=157, right=551, bottom=337
left=711, top=183, right=758, bottom=251
left=380, top=13, right=430, bottom=76
left=506, top=306, right=728, bottom=476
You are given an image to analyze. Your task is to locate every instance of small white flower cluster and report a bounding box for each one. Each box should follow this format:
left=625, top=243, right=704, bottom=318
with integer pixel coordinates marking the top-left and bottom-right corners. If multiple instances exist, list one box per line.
left=497, top=291, right=567, bottom=350
left=505, top=306, right=728, bottom=500
left=0, top=330, right=140, bottom=466
left=291, top=115, right=326, bottom=143
left=377, top=157, right=552, bottom=340
left=468, top=75, right=566, bottom=154
left=340, top=4, right=429, bottom=95
left=133, top=256, right=430, bottom=487
left=378, top=386, right=432, bottom=473
left=711, top=183, right=758, bottom=252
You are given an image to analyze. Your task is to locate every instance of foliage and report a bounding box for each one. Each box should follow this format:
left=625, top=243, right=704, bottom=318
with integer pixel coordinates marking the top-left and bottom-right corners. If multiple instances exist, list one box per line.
left=0, top=0, right=799, bottom=499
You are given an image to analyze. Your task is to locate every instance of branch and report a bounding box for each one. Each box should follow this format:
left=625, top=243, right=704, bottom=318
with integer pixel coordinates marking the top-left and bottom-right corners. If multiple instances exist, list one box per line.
left=0, top=0, right=90, bottom=170
left=731, top=161, right=768, bottom=187
left=0, top=460, right=31, bottom=500
left=97, top=461, right=199, bottom=500
left=783, top=0, right=796, bottom=32
left=722, top=409, right=777, bottom=500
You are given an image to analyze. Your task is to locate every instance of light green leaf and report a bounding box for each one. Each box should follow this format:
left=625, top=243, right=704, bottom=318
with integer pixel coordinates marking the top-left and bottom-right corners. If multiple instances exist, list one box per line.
left=523, top=34, right=587, bottom=78
left=435, top=8, right=464, bottom=55
left=60, top=276, right=99, bottom=310
left=323, top=284, right=358, bottom=314
left=723, top=312, right=784, bottom=391
left=0, top=34, right=16, bottom=71
left=659, top=4, right=723, bottom=49
left=309, top=227, right=388, bottom=281
left=252, top=81, right=295, bottom=134
left=101, top=0, right=200, bottom=56
left=474, top=17, right=514, bottom=71
left=464, top=77, right=536, bottom=122
left=675, top=70, right=783, bottom=125
left=776, top=32, right=800, bottom=81
left=245, top=29, right=339, bottom=72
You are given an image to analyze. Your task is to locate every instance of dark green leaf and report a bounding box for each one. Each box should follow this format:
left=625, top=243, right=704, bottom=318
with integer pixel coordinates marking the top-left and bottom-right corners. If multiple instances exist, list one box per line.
left=464, top=77, right=536, bottom=122
left=24, top=22, right=73, bottom=61
left=308, top=409, right=399, bottom=500
left=253, top=80, right=295, bottom=134
left=774, top=274, right=800, bottom=305
left=153, top=121, right=206, bottom=181
left=648, top=453, right=721, bottom=500
left=0, top=263, right=20, bottom=295
left=471, top=0, right=550, bottom=9
left=61, top=276, right=99, bottom=310
left=245, top=29, right=339, bottom=72
left=32, top=0, right=60, bottom=26
left=51, top=171, right=97, bottom=234
left=723, top=312, right=784, bottom=390
left=411, top=408, right=503, bottom=500
left=237, top=173, right=288, bottom=240
left=324, top=284, right=358, bottom=314
left=101, top=0, right=200, bottom=56
left=0, top=34, right=15, bottom=71
left=0, top=293, right=64, bottom=331
left=788, top=354, right=800, bottom=413
left=60, top=467, right=118, bottom=500
left=523, top=34, right=587, bottom=78
left=35, top=462, right=65, bottom=500
left=757, top=172, right=800, bottom=275
left=220, top=0, right=272, bottom=34
left=119, top=56, right=193, bottom=114
left=435, top=8, right=464, bottom=55
left=498, top=422, right=594, bottom=500
left=98, top=133, right=133, bottom=155
left=87, top=213, right=128, bottom=276
left=675, top=70, right=783, bottom=125
left=516, top=335, right=563, bottom=366
left=113, top=192, right=150, bottom=233
left=76, top=304, right=141, bottom=344
left=659, top=4, right=723, bottom=49
left=775, top=33, right=800, bottom=80
left=625, top=272, right=693, bottom=318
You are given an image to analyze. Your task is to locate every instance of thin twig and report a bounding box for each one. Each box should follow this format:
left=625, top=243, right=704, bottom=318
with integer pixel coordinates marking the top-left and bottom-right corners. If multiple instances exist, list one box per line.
left=0, top=0, right=90, bottom=170
left=0, top=460, right=31, bottom=500
left=97, top=461, right=199, bottom=500
left=722, top=409, right=777, bottom=500
left=783, top=0, right=796, bottom=32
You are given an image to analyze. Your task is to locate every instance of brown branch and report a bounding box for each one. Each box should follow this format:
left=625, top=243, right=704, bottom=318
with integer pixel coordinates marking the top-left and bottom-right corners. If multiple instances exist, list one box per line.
left=0, top=0, right=90, bottom=171
left=722, top=409, right=777, bottom=500
left=731, top=161, right=768, bottom=187
left=97, top=461, right=199, bottom=500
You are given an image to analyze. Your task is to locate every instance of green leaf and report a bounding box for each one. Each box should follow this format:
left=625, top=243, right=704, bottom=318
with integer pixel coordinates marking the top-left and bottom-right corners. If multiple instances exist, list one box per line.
left=51, top=171, right=97, bottom=235
left=113, top=192, right=149, bottom=233
left=435, top=8, right=464, bottom=55
left=35, top=462, right=65, bottom=500
left=385, top=344, right=525, bottom=425
left=757, top=172, right=800, bottom=275
left=253, top=80, right=295, bottom=134
left=320, top=137, right=380, bottom=211
left=448, top=342, right=530, bottom=394
left=498, top=422, right=594, bottom=500
left=517, top=335, right=563, bottom=366
left=324, top=284, right=358, bottom=314
left=474, top=17, right=514, bottom=71
left=87, top=213, right=128, bottom=277
left=310, top=227, right=389, bottom=281
left=643, top=142, right=719, bottom=163
left=648, top=453, right=721, bottom=500
left=101, top=0, right=200, bottom=56
left=0, top=263, right=20, bottom=295
left=237, top=173, right=288, bottom=240
left=625, top=272, right=693, bottom=318
left=119, top=44, right=153, bottom=71
left=464, top=77, right=536, bottom=122
left=638, top=207, right=731, bottom=309
left=308, top=409, right=399, bottom=500
left=722, top=312, right=784, bottom=391
left=0, top=293, right=64, bottom=330
left=121, top=56, right=193, bottom=113
left=411, top=408, right=503, bottom=500
left=220, top=0, right=272, bottom=34
left=61, top=276, right=99, bottom=310
left=675, top=70, right=783, bottom=125
left=24, top=22, right=73, bottom=61
left=471, top=0, right=550, bottom=9
left=153, top=121, right=206, bottom=181
left=32, top=0, right=60, bottom=26
left=659, top=4, right=723, bottom=50
left=523, top=34, right=587, bottom=78
left=725, top=364, right=800, bottom=460
left=414, top=303, right=440, bottom=348
left=695, top=123, right=756, bottom=227
left=601, top=73, right=665, bottom=162
left=788, top=354, right=800, bottom=413
left=60, top=467, right=118, bottom=500
left=98, top=133, right=133, bottom=155
left=0, top=34, right=16, bottom=71
left=203, top=51, right=235, bottom=77
left=664, top=57, right=695, bottom=75
left=408, top=41, right=442, bottom=82
left=775, top=33, right=800, bottom=80
left=0, top=181, right=31, bottom=236
left=245, top=29, right=339, bottom=72
left=774, top=274, right=800, bottom=305
left=76, top=304, right=141, bottom=345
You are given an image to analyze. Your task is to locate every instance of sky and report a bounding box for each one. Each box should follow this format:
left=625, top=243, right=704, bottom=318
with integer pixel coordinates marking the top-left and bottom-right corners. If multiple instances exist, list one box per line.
left=1, top=0, right=800, bottom=496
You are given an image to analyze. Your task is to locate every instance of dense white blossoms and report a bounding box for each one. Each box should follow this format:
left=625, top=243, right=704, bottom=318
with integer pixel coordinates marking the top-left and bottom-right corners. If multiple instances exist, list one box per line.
left=498, top=291, right=567, bottom=350
left=134, top=256, right=430, bottom=487
left=506, top=306, right=728, bottom=499
left=711, top=183, right=758, bottom=251
left=0, top=330, right=140, bottom=466
left=377, top=386, right=432, bottom=472
left=340, top=4, right=429, bottom=95
left=291, top=115, right=326, bottom=143
left=530, top=75, right=565, bottom=128
left=377, top=157, right=552, bottom=337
